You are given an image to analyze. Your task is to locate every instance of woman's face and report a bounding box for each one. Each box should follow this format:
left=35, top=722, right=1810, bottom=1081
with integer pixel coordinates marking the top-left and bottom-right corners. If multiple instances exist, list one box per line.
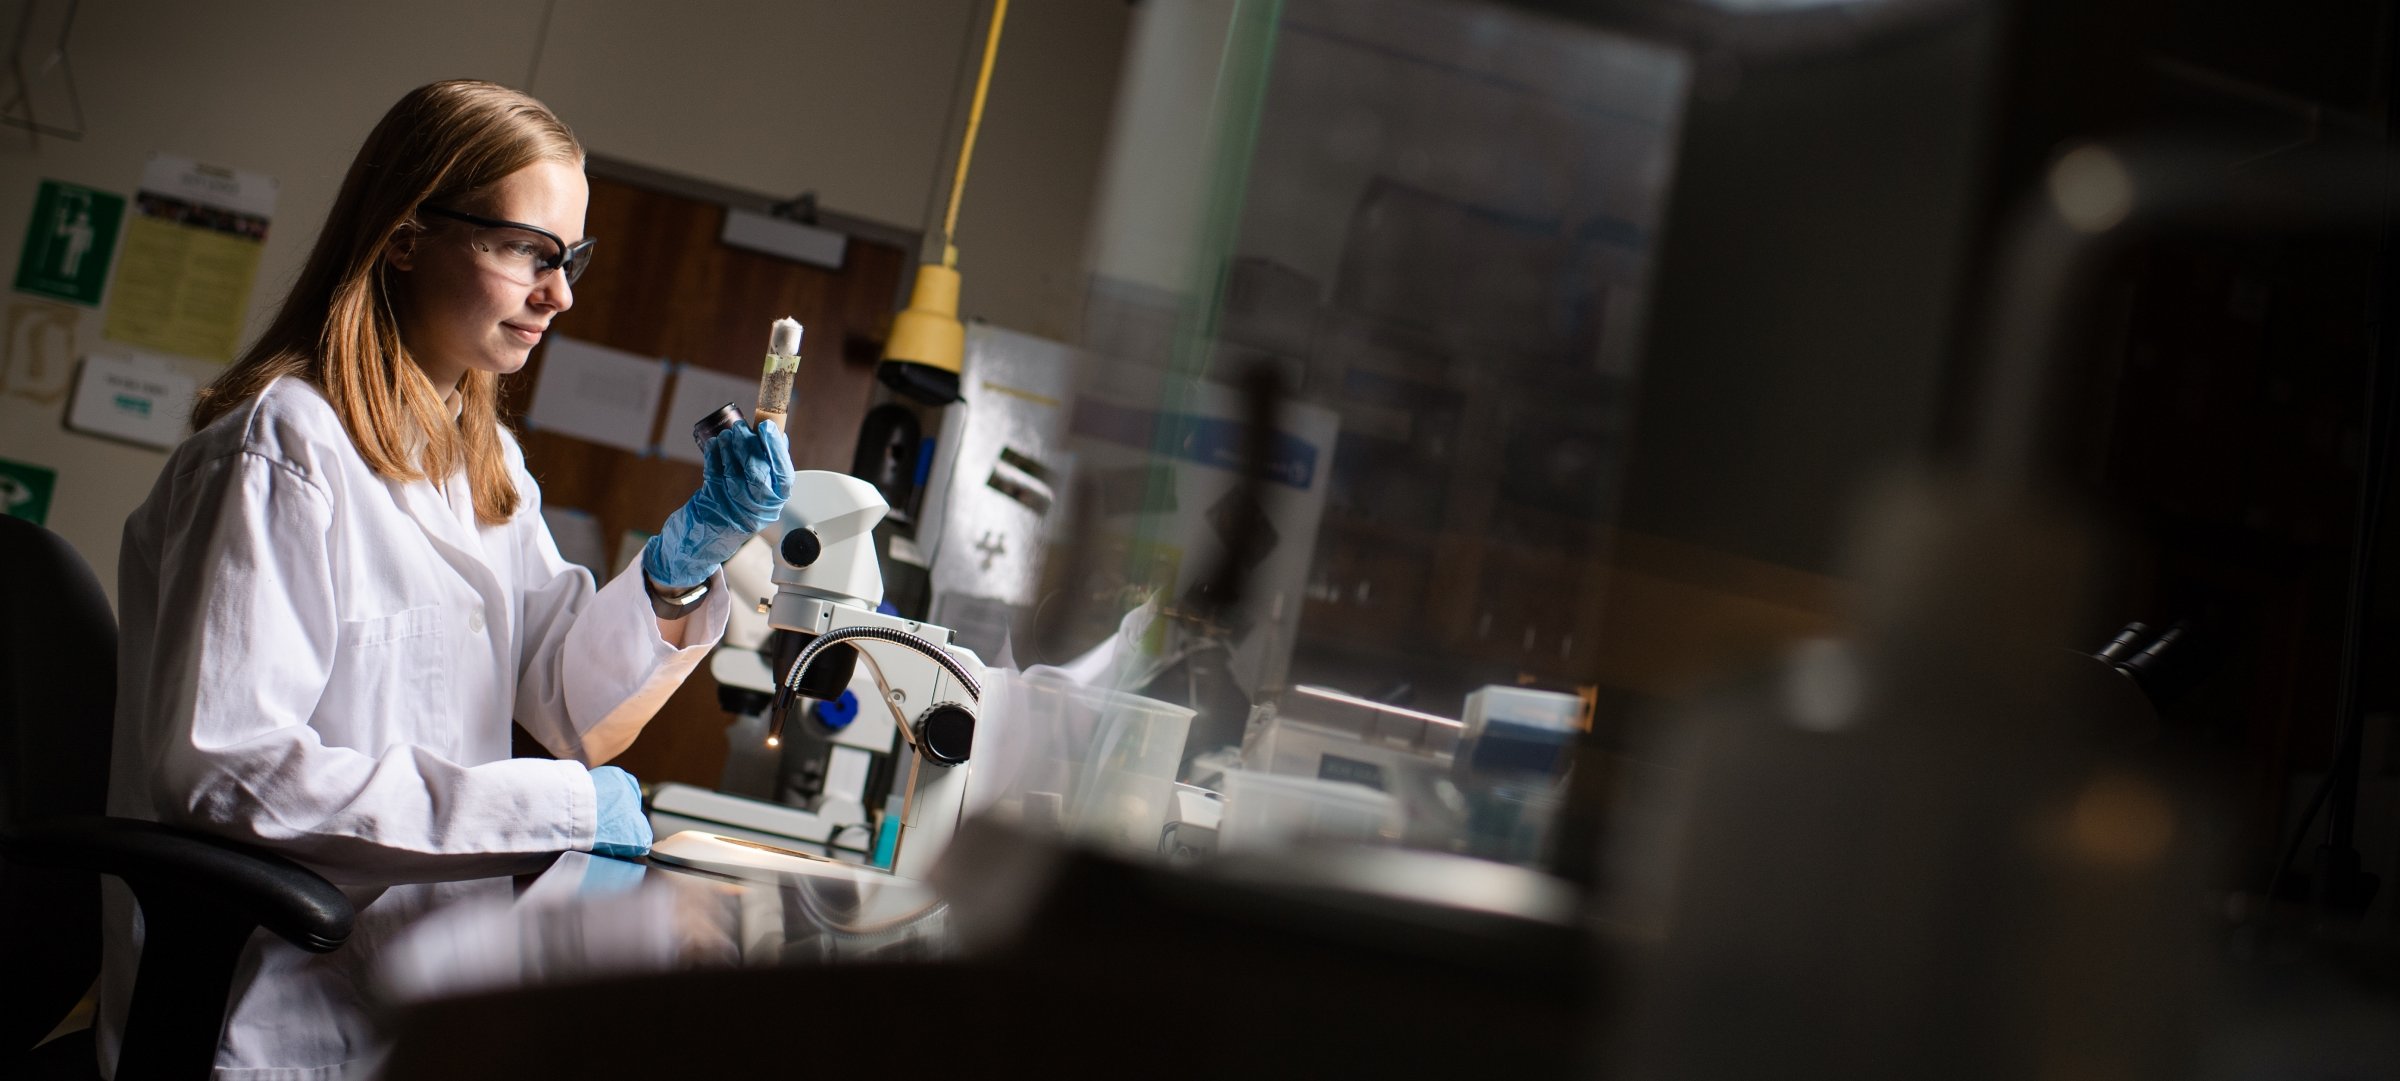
left=389, top=159, right=589, bottom=397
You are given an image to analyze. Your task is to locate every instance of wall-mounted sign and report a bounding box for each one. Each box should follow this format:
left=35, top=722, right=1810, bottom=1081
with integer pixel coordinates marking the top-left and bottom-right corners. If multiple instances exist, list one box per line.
left=13, top=179, right=126, bottom=307
left=3, top=299, right=82, bottom=403
left=65, top=353, right=196, bottom=449
left=0, top=457, right=57, bottom=524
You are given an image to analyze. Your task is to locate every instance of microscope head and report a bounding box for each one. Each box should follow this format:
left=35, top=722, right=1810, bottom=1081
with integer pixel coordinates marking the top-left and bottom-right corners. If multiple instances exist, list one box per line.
left=772, top=470, right=889, bottom=610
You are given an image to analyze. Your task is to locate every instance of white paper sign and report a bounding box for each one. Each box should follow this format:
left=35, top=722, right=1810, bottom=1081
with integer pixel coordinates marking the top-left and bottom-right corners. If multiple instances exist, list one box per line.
left=525, top=335, right=665, bottom=455
left=139, top=152, right=278, bottom=219
left=657, top=364, right=764, bottom=464
left=65, top=353, right=195, bottom=448
left=538, top=504, right=609, bottom=581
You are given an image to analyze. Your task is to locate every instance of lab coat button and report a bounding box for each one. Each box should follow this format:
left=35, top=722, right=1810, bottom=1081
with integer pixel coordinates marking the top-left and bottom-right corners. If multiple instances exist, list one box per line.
left=467, top=608, right=486, bottom=634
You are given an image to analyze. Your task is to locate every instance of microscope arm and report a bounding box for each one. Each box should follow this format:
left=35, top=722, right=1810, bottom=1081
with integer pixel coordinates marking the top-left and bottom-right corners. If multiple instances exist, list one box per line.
left=771, top=603, right=986, bottom=880
left=785, top=624, right=984, bottom=705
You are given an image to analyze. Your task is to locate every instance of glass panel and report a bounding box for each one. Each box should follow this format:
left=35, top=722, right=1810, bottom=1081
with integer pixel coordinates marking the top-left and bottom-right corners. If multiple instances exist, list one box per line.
left=997, top=0, right=1692, bottom=868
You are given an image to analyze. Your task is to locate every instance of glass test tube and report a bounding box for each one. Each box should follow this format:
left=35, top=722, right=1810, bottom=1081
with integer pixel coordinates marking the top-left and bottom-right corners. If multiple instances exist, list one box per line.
left=757, top=317, right=803, bottom=430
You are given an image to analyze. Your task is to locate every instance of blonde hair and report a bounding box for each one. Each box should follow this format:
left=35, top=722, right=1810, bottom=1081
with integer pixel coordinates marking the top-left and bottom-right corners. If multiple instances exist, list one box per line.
left=192, top=80, right=583, bottom=525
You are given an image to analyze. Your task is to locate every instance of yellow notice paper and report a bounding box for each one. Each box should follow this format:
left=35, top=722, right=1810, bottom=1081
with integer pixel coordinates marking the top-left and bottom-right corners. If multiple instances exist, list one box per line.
left=102, top=154, right=276, bottom=364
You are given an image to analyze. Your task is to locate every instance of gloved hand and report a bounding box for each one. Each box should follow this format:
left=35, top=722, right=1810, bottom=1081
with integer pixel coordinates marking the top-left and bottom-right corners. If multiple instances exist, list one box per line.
left=588, top=765, right=652, bottom=859
left=642, top=419, right=793, bottom=590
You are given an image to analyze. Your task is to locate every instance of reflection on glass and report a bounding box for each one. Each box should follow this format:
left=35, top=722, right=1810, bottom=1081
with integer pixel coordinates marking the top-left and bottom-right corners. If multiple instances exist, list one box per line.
left=973, top=0, right=1692, bottom=871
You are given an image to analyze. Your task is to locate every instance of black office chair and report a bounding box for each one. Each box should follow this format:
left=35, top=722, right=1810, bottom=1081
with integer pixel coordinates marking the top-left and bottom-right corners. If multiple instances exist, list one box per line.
left=0, top=515, right=354, bottom=1080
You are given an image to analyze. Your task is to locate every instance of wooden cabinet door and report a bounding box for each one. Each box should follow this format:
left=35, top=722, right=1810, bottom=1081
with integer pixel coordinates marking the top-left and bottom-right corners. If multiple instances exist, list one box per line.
left=500, top=173, right=909, bottom=786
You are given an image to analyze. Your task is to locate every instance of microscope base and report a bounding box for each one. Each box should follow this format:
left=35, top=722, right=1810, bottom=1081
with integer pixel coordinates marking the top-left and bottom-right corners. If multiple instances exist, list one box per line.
left=649, top=782, right=875, bottom=852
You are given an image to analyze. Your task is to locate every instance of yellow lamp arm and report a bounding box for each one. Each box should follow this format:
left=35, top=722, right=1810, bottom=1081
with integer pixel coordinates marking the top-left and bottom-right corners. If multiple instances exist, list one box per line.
left=940, top=0, right=1008, bottom=268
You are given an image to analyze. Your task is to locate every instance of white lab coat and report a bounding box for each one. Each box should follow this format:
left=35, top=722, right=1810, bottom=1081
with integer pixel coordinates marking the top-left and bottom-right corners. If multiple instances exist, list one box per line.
left=99, top=376, right=728, bottom=1079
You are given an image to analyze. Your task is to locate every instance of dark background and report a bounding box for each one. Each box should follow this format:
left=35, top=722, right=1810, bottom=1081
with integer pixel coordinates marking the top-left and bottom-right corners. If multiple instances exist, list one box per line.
left=1609, top=0, right=2395, bottom=905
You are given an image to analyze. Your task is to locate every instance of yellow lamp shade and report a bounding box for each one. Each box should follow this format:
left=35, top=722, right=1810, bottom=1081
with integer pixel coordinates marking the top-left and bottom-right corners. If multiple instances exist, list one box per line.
left=884, top=264, right=964, bottom=373
left=879, top=263, right=966, bottom=404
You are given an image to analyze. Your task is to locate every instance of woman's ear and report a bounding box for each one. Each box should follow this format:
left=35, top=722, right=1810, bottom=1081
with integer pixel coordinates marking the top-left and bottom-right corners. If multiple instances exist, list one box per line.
left=383, top=229, right=417, bottom=272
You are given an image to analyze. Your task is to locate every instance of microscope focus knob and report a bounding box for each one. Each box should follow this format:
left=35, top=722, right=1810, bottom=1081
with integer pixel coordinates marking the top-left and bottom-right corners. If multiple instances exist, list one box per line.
left=780, top=527, right=823, bottom=568
left=914, top=704, right=975, bottom=766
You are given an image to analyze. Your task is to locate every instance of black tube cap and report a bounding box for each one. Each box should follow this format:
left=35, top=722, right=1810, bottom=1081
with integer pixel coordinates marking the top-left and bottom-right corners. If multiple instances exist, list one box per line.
left=693, top=403, right=745, bottom=449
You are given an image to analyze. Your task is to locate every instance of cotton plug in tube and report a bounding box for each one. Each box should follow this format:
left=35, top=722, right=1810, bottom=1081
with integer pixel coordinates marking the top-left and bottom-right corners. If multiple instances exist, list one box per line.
left=757, top=318, right=803, bottom=430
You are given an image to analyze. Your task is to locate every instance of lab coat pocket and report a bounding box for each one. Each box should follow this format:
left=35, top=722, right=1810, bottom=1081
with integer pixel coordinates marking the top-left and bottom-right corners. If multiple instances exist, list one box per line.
left=332, top=605, right=455, bottom=756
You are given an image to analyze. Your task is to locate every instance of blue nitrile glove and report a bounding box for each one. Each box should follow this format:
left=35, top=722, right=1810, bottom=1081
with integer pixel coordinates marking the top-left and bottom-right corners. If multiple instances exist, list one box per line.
left=642, top=419, right=794, bottom=589
left=588, top=765, right=652, bottom=859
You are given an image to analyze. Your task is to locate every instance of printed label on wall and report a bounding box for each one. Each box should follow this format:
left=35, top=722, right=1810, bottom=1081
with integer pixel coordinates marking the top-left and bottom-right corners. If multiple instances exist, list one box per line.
left=65, top=353, right=196, bottom=449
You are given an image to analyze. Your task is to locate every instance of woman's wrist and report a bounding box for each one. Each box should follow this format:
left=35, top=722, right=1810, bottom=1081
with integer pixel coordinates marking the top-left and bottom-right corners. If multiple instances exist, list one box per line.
left=643, top=574, right=710, bottom=619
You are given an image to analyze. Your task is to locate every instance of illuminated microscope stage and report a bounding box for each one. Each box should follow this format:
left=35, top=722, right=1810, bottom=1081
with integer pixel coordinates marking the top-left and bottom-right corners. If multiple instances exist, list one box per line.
left=647, top=829, right=893, bottom=884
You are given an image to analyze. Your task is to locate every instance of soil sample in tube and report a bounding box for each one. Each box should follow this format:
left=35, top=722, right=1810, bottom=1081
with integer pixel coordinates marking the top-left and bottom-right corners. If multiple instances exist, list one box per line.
left=757, top=317, right=803, bottom=429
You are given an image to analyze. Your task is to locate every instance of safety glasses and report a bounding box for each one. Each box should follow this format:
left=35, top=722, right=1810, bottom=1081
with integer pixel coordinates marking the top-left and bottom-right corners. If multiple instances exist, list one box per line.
left=420, top=205, right=597, bottom=286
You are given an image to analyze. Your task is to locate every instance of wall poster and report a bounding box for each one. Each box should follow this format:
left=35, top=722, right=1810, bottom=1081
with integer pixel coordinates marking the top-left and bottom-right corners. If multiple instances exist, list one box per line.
left=102, top=154, right=276, bottom=364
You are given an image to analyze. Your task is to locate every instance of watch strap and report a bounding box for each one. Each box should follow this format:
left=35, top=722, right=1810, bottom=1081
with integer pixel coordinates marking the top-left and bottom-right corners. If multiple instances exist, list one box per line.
left=646, top=577, right=710, bottom=619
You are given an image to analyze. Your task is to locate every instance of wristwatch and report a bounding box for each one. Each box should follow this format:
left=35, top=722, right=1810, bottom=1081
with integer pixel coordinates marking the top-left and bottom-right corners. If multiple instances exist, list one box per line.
left=646, top=576, right=710, bottom=620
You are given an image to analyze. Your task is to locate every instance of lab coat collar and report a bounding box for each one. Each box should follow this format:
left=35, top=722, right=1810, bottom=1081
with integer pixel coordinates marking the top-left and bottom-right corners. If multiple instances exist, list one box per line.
left=390, top=470, right=495, bottom=569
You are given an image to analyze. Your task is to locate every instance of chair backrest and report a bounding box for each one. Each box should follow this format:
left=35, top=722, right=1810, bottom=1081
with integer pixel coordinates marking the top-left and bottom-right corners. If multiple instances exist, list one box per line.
left=0, top=515, right=116, bottom=826
left=0, top=515, right=117, bottom=1055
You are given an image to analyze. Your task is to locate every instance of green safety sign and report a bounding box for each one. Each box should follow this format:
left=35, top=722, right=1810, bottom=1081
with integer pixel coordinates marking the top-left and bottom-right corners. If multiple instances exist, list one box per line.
left=14, top=179, right=126, bottom=307
left=0, top=457, right=57, bottom=525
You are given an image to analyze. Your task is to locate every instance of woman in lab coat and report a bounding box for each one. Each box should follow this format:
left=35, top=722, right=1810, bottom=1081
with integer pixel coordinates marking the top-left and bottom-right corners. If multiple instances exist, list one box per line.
left=99, top=80, right=790, bottom=1079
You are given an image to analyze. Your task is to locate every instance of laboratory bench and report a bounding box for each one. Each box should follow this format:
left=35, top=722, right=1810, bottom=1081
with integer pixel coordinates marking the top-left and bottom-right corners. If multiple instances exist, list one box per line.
left=374, top=821, right=1606, bottom=1079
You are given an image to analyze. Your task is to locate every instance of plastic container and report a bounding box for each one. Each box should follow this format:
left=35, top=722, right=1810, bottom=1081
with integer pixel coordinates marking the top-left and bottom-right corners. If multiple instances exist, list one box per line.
left=1461, top=779, right=1564, bottom=865
left=981, top=671, right=1194, bottom=854
left=1452, top=685, right=1580, bottom=865
left=1217, top=769, right=1399, bottom=852
left=1455, top=685, right=1583, bottom=787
